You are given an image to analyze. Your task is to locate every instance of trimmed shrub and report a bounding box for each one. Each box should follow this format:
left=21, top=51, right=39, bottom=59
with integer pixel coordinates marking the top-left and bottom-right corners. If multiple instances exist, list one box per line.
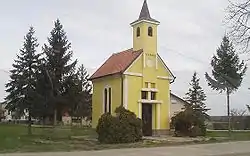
left=96, top=106, right=142, bottom=144
left=171, top=109, right=206, bottom=137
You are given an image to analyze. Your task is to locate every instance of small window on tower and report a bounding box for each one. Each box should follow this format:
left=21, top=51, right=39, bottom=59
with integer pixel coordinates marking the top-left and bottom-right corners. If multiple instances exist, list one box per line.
left=136, top=27, right=140, bottom=37
left=148, top=27, right=153, bottom=37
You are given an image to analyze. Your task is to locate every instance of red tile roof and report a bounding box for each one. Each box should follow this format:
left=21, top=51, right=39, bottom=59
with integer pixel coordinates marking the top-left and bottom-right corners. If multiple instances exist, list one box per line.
left=89, top=48, right=143, bottom=80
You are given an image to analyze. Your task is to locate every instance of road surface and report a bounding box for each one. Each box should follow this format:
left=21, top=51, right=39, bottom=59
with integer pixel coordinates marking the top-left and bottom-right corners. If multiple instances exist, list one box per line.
left=1, top=141, right=250, bottom=156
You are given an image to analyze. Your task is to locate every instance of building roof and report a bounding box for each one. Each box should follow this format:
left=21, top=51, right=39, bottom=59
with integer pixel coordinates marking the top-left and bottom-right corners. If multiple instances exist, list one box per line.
left=209, top=116, right=247, bottom=122
left=130, top=0, right=160, bottom=25
left=170, top=93, right=189, bottom=105
left=89, top=48, right=143, bottom=80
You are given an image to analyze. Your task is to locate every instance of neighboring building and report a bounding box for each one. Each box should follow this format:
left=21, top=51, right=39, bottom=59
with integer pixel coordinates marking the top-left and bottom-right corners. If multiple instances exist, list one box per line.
left=0, top=102, right=29, bottom=121
left=170, top=93, right=187, bottom=118
left=206, top=116, right=250, bottom=130
left=89, top=0, right=175, bottom=136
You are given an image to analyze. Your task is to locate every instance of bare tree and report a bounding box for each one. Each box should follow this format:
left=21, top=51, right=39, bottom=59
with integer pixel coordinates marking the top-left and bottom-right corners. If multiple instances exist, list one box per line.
left=225, top=0, right=250, bottom=55
left=230, top=108, right=246, bottom=116
left=246, top=104, right=250, bottom=112
left=230, top=108, right=247, bottom=130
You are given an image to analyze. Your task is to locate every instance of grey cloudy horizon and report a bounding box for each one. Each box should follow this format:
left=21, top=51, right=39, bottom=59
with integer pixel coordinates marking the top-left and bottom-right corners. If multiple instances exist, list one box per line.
left=0, top=0, right=249, bottom=116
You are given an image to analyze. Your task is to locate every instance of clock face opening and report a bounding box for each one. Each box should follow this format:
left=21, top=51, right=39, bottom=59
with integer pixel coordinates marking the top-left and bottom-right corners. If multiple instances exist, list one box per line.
left=147, top=59, right=154, bottom=67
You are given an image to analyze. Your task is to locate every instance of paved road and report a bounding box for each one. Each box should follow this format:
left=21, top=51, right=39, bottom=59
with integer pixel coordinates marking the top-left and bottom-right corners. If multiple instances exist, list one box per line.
left=1, top=141, right=250, bottom=156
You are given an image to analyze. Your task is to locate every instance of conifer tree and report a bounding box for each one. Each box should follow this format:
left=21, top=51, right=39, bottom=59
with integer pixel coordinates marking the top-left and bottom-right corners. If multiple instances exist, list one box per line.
left=42, top=19, right=77, bottom=125
left=5, top=27, right=40, bottom=134
left=205, top=35, right=247, bottom=134
left=72, top=64, right=92, bottom=120
left=184, top=72, right=209, bottom=119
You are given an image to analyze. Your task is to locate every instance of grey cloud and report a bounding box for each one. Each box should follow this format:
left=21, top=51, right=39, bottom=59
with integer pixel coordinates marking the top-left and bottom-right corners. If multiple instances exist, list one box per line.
left=0, top=0, right=249, bottom=115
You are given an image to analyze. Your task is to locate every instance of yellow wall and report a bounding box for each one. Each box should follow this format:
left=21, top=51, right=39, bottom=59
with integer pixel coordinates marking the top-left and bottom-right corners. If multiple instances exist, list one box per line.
left=91, top=18, right=174, bottom=132
left=126, top=54, right=143, bottom=73
left=132, top=22, right=158, bottom=55
left=157, top=78, right=171, bottom=129
left=126, top=75, right=143, bottom=117
left=124, top=24, right=174, bottom=130
left=125, top=53, right=173, bottom=130
left=91, top=74, right=122, bottom=128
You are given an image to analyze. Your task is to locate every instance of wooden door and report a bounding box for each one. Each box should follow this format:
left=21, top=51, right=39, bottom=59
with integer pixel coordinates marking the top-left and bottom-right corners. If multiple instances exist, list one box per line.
left=142, top=103, right=152, bottom=136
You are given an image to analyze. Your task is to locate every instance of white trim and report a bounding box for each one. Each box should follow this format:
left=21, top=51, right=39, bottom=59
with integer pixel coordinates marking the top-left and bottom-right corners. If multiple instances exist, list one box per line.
left=157, top=104, right=161, bottom=129
left=138, top=99, right=163, bottom=104
left=138, top=102, right=142, bottom=119
left=124, top=72, right=143, bottom=77
left=141, top=88, right=158, bottom=92
left=143, top=53, right=146, bottom=68
left=102, top=89, right=105, bottom=114
left=157, top=54, right=175, bottom=79
left=123, top=76, right=128, bottom=109
left=156, top=55, right=158, bottom=69
left=148, top=82, right=151, bottom=88
left=124, top=52, right=143, bottom=73
left=168, top=92, right=171, bottom=124
left=130, top=19, right=160, bottom=27
left=157, top=76, right=174, bottom=80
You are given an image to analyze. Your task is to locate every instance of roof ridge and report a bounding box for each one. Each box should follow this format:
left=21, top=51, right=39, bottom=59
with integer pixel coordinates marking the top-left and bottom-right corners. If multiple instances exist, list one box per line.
left=89, top=48, right=143, bottom=80
left=112, top=48, right=133, bottom=55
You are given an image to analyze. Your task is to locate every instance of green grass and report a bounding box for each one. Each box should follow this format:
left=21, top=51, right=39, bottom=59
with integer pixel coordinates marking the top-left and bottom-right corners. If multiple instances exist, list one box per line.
left=0, top=124, right=98, bottom=153
left=1, top=124, right=250, bottom=153
left=207, top=130, right=250, bottom=141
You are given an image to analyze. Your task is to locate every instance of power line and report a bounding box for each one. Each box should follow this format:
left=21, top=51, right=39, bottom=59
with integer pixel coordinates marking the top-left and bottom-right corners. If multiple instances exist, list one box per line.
left=160, top=45, right=250, bottom=92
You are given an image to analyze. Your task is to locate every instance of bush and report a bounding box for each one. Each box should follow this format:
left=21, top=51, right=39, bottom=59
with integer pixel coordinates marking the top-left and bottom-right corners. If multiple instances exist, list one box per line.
left=171, top=109, right=206, bottom=137
left=96, top=106, right=142, bottom=144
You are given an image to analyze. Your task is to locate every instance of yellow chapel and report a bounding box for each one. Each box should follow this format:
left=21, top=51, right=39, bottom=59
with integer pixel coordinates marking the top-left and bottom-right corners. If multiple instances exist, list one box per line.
left=89, top=0, right=175, bottom=136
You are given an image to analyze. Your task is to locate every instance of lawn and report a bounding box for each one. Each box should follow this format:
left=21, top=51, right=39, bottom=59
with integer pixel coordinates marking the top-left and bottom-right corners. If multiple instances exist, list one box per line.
left=1, top=124, right=250, bottom=153
left=207, top=130, right=250, bottom=141
left=0, top=124, right=185, bottom=153
left=0, top=124, right=98, bottom=153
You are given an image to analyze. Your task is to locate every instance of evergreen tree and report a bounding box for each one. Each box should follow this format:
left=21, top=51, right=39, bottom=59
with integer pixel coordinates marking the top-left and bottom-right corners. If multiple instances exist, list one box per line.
left=205, top=35, right=247, bottom=134
left=72, top=64, right=92, bottom=120
left=31, top=61, right=55, bottom=123
left=184, top=71, right=209, bottom=118
left=5, top=27, right=40, bottom=134
left=42, top=19, right=77, bottom=125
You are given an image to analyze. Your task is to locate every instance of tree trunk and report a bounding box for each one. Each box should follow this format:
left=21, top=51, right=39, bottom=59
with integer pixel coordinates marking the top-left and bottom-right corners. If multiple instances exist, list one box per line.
left=54, top=109, right=57, bottom=127
left=28, top=111, right=32, bottom=135
left=226, top=88, right=231, bottom=136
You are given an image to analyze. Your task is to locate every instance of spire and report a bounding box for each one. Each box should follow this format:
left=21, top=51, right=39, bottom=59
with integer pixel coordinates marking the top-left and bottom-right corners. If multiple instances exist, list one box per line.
left=139, top=0, right=151, bottom=20
left=130, top=0, right=160, bottom=26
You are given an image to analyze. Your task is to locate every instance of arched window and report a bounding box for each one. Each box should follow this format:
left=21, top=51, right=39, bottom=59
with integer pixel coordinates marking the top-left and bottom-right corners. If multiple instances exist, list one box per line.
left=136, top=27, right=140, bottom=37
left=103, top=87, right=112, bottom=113
left=108, top=88, right=112, bottom=113
left=148, top=27, right=153, bottom=37
left=104, top=88, right=108, bottom=113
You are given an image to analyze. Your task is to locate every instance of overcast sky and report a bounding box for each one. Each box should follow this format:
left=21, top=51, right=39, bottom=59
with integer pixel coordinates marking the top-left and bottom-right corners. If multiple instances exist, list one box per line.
left=0, top=0, right=249, bottom=116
